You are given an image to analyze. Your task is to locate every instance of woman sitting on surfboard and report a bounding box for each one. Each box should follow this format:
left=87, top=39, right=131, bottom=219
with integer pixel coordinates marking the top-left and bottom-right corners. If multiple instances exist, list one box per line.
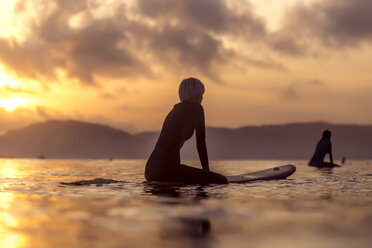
left=309, top=130, right=339, bottom=167
left=145, top=78, right=228, bottom=184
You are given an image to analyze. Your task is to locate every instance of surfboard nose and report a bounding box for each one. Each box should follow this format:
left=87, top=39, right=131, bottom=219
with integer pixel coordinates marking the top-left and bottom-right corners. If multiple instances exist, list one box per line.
left=284, top=164, right=297, bottom=174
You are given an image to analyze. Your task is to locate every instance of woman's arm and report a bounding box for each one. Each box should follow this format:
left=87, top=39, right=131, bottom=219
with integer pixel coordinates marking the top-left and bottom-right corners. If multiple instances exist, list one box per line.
left=328, top=142, right=334, bottom=164
left=195, top=106, right=210, bottom=171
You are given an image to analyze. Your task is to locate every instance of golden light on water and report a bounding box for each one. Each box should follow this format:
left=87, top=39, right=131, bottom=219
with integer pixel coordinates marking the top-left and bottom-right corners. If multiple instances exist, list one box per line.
left=0, top=194, right=27, bottom=248
left=0, top=231, right=26, bottom=248
left=0, top=161, right=30, bottom=183
left=0, top=192, right=26, bottom=248
left=0, top=167, right=22, bottom=179
left=0, top=161, right=27, bottom=248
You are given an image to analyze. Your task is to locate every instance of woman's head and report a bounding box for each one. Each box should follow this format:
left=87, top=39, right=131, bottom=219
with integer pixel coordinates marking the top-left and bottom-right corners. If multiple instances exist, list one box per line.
left=179, top=78, right=205, bottom=104
left=322, top=130, right=331, bottom=140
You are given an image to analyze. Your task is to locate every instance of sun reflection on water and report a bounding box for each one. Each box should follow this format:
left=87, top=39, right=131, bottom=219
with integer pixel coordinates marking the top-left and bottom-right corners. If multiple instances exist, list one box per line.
left=0, top=160, right=29, bottom=179
left=0, top=231, right=26, bottom=248
left=0, top=193, right=27, bottom=248
left=0, top=161, right=29, bottom=248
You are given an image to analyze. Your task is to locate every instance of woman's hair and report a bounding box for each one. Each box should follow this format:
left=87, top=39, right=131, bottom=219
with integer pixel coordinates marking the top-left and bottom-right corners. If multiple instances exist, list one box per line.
left=322, top=130, right=331, bottom=140
left=179, top=77, right=205, bottom=102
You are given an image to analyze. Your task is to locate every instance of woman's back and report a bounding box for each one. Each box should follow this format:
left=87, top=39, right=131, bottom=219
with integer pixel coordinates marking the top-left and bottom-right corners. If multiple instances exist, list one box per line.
left=309, top=139, right=331, bottom=165
left=153, top=101, right=202, bottom=154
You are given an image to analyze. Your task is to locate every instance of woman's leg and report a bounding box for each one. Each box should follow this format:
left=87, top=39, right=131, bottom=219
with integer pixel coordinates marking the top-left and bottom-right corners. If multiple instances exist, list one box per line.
left=309, top=160, right=321, bottom=166
left=172, top=164, right=228, bottom=184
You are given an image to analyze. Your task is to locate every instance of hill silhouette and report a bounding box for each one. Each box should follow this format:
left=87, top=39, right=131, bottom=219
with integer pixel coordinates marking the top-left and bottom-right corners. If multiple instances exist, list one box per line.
left=0, top=120, right=151, bottom=158
left=0, top=120, right=371, bottom=159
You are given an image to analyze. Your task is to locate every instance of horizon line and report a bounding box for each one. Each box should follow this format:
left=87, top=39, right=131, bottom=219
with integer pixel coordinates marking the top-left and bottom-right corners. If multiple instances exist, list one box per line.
left=2, top=119, right=371, bottom=136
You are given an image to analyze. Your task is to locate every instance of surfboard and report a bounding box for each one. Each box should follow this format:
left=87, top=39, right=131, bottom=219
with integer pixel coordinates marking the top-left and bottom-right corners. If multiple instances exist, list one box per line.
left=147, top=164, right=296, bottom=185
left=60, top=178, right=126, bottom=186
left=226, top=164, right=296, bottom=183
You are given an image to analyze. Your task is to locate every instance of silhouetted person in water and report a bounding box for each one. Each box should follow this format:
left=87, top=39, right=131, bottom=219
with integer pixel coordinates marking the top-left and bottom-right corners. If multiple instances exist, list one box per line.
left=341, top=157, right=346, bottom=165
left=309, top=130, right=339, bottom=167
left=145, top=78, right=228, bottom=184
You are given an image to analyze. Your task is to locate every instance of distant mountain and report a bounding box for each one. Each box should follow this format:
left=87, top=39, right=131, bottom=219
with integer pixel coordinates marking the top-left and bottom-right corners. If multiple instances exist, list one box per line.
left=0, top=120, right=371, bottom=159
left=198, top=122, right=372, bottom=160
left=0, top=120, right=153, bottom=159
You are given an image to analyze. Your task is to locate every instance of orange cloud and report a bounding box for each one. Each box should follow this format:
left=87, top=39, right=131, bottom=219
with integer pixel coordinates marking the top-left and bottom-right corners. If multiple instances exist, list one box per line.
left=0, top=0, right=279, bottom=86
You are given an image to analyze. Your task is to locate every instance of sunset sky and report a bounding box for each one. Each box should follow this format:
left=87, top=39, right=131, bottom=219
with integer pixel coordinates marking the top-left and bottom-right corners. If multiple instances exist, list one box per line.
left=0, top=0, right=371, bottom=134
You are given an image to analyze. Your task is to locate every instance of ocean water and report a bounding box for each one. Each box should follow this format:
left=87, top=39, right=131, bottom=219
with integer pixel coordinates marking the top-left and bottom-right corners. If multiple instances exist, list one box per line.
left=0, top=159, right=371, bottom=248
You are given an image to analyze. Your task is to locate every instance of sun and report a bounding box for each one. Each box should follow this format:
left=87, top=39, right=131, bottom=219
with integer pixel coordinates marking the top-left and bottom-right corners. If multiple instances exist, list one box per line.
left=0, top=97, right=28, bottom=111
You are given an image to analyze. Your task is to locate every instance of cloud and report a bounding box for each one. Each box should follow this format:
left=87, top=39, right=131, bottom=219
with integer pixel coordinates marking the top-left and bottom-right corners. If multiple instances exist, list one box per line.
left=244, top=57, right=287, bottom=72
left=34, top=105, right=70, bottom=120
left=0, top=107, right=43, bottom=134
left=144, top=24, right=227, bottom=79
left=137, top=0, right=266, bottom=37
left=272, top=0, right=372, bottom=55
left=0, top=105, right=138, bottom=134
left=100, top=92, right=116, bottom=100
left=0, top=0, right=273, bottom=86
left=0, top=0, right=150, bottom=85
left=280, top=78, right=328, bottom=102
left=5, top=0, right=369, bottom=85
left=308, top=79, right=326, bottom=87
left=4, top=84, right=37, bottom=94
left=117, top=104, right=165, bottom=113
left=269, top=32, right=306, bottom=56
left=134, top=0, right=269, bottom=80
left=281, top=86, right=299, bottom=101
